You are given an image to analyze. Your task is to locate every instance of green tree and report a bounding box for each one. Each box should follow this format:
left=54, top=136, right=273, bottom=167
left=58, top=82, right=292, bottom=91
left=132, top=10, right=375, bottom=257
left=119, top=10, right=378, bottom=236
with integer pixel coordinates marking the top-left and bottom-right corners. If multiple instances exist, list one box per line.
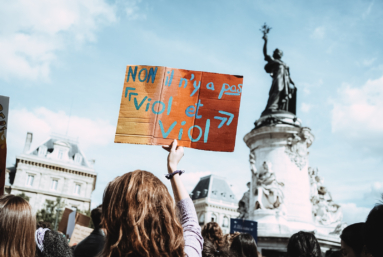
left=16, top=192, right=30, bottom=202
left=36, top=197, right=64, bottom=230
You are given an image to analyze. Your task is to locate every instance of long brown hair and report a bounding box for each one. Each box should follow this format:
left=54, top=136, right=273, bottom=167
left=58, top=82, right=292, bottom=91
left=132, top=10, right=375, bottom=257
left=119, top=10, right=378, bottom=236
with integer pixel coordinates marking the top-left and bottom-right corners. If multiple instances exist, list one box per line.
left=101, top=170, right=184, bottom=257
left=0, top=194, right=36, bottom=257
left=202, top=222, right=224, bottom=247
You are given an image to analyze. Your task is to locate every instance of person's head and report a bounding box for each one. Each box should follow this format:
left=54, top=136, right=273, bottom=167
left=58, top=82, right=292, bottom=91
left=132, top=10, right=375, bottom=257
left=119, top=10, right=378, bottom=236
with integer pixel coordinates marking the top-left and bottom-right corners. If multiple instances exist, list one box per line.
left=203, top=240, right=231, bottom=257
left=202, top=222, right=224, bottom=247
left=0, top=194, right=36, bottom=257
left=340, top=223, right=365, bottom=257
left=91, top=204, right=102, bottom=229
left=273, top=49, right=283, bottom=59
left=230, top=233, right=258, bottom=257
left=363, top=203, right=383, bottom=257
left=287, top=231, right=321, bottom=257
left=36, top=221, right=51, bottom=229
left=35, top=227, right=73, bottom=257
left=101, top=170, right=184, bottom=257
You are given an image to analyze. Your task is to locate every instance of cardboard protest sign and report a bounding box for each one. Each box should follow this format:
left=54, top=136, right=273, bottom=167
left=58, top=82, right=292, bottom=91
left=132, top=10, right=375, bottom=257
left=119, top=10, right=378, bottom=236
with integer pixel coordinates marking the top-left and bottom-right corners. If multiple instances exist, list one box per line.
left=69, top=224, right=93, bottom=246
left=0, top=96, right=9, bottom=196
left=58, top=208, right=90, bottom=237
left=115, top=65, right=243, bottom=152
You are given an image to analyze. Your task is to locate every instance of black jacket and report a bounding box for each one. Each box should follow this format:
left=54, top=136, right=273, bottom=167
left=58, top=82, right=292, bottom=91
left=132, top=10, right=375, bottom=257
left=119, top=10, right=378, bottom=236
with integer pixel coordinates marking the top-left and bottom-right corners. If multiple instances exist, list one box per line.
left=73, top=228, right=105, bottom=257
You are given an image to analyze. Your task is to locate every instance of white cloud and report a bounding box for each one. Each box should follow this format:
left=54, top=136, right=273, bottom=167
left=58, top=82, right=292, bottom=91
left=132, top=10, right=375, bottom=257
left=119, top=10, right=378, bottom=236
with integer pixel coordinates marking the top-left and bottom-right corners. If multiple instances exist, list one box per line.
left=364, top=181, right=383, bottom=202
left=311, top=26, right=325, bottom=39
left=341, top=203, right=370, bottom=224
left=331, top=76, right=383, bottom=149
left=362, top=58, right=376, bottom=66
left=7, top=107, right=115, bottom=162
left=0, top=0, right=117, bottom=80
left=301, top=103, right=312, bottom=113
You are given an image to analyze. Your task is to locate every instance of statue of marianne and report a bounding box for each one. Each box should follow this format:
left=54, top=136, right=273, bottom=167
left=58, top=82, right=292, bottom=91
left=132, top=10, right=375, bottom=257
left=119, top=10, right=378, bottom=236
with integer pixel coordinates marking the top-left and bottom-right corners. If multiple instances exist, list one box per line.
left=261, top=32, right=297, bottom=116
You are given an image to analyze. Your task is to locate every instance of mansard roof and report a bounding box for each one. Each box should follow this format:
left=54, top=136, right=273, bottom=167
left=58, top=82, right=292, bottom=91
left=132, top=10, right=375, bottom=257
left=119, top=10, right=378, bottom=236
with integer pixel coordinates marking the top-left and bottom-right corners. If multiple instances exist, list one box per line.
left=23, top=133, right=94, bottom=170
left=190, top=174, right=237, bottom=204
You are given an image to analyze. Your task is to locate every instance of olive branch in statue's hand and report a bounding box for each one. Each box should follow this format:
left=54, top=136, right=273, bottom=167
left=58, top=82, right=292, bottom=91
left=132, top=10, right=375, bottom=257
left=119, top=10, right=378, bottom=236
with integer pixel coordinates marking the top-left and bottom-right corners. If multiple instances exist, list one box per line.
left=260, top=23, right=272, bottom=40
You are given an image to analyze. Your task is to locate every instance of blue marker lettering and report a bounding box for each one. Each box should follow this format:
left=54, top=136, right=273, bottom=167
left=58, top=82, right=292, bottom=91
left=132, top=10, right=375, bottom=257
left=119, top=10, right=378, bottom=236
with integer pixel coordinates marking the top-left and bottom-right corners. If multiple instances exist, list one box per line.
left=185, top=105, right=196, bottom=117
left=159, top=120, right=177, bottom=138
left=127, top=66, right=138, bottom=82
left=147, top=67, right=158, bottom=83
left=152, top=101, right=165, bottom=115
left=134, top=96, right=147, bottom=110
left=188, top=125, right=202, bottom=142
left=138, top=68, right=148, bottom=82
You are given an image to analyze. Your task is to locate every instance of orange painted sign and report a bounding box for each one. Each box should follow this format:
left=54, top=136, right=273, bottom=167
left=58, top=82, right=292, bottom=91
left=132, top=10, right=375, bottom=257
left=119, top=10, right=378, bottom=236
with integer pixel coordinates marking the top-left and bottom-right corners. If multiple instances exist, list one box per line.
left=115, top=65, right=243, bottom=152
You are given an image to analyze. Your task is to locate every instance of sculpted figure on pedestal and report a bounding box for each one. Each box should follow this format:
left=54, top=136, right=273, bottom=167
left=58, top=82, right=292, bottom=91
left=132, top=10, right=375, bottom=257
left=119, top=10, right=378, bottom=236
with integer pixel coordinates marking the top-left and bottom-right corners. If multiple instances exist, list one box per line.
left=309, top=167, right=343, bottom=228
left=254, top=161, right=285, bottom=211
left=285, top=128, right=314, bottom=170
left=237, top=182, right=250, bottom=219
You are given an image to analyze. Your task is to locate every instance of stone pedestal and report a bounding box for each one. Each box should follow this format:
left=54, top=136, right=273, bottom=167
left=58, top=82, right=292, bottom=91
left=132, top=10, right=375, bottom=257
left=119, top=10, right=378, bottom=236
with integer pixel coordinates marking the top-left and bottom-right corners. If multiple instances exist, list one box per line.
left=242, top=114, right=341, bottom=255
left=244, top=124, right=315, bottom=235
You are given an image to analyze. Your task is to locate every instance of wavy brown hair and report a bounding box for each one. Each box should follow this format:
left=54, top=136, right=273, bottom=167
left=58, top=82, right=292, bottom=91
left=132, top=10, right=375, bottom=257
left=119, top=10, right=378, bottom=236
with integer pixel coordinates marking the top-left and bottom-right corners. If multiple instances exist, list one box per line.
left=0, top=194, right=36, bottom=257
left=202, top=222, right=224, bottom=248
left=101, top=170, right=184, bottom=257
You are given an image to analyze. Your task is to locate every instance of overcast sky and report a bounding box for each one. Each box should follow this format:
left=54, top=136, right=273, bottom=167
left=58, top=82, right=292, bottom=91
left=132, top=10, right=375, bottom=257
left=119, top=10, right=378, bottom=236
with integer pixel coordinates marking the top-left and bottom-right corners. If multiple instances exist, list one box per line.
left=2, top=0, right=383, bottom=225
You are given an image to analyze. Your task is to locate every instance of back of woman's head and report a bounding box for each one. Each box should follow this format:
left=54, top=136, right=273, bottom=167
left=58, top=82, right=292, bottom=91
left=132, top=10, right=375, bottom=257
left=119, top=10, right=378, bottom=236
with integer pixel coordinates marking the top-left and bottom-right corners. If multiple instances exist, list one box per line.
left=287, top=231, right=321, bottom=257
left=203, top=240, right=232, bottom=257
left=364, top=203, right=383, bottom=257
left=202, top=222, right=224, bottom=247
left=230, top=233, right=258, bottom=257
left=35, top=228, right=72, bottom=257
left=0, top=194, right=36, bottom=257
left=340, top=223, right=364, bottom=256
left=101, top=170, right=184, bottom=257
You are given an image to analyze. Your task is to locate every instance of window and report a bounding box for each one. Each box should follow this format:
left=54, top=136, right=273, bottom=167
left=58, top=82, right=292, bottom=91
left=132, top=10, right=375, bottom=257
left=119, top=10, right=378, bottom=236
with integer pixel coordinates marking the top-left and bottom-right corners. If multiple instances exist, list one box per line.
left=38, top=145, right=47, bottom=157
left=58, top=150, right=63, bottom=159
left=222, top=217, right=229, bottom=228
left=199, top=213, right=205, bottom=226
left=71, top=206, right=77, bottom=211
left=74, top=153, right=83, bottom=164
left=74, top=184, right=81, bottom=195
left=26, top=175, right=34, bottom=186
left=51, top=179, right=58, bottom=191
left=211, top=214, right=217, bottom=222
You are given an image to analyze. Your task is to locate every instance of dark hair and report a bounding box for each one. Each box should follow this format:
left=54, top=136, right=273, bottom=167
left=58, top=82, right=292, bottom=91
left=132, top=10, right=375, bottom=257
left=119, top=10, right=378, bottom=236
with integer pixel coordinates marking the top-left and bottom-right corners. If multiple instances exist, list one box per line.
left=340, top=223, right=364, bottom=255
left=36, top=229, right=73, bottom=257
left=364, top=203, right=383, bottom=257
left=101, top=170, right=184, bottom=257
left=91, top=205, right=102, bottom=228
left=202, top=222, right=224, bottom=248
left=287, top=231, right=321, bottom=257
left=203, top=240, right=231, bottom=257
left=230, top=233, right=258, bottom=257
left=0, top=194, right=36, bottom=257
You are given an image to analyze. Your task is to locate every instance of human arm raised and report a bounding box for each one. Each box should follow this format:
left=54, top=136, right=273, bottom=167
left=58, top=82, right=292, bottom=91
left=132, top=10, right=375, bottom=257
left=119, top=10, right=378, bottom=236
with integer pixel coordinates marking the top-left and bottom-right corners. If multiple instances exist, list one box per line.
left=162, top=139, right=189, bottom=202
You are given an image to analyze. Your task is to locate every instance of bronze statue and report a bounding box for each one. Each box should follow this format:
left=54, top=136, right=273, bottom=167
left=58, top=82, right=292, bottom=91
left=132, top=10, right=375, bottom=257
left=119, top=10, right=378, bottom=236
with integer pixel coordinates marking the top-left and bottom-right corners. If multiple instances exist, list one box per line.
left=260, top=24, right=297, bottom=116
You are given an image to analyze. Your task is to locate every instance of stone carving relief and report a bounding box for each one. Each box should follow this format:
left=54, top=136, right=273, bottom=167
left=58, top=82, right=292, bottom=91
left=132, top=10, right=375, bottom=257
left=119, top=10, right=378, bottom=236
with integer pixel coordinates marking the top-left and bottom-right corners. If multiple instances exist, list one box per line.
left=285, top=128, right=314, bottom=170
left=308, top=167, right=343, bottom=227
left=253, top=161, right=285, bottom=212
left=237, top=182, right=250, bottom=219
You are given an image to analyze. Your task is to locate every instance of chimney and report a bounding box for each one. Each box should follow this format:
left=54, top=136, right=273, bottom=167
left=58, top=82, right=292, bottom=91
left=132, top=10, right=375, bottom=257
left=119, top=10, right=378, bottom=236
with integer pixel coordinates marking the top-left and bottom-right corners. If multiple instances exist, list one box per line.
left=23, top=132, right=33, bottom=153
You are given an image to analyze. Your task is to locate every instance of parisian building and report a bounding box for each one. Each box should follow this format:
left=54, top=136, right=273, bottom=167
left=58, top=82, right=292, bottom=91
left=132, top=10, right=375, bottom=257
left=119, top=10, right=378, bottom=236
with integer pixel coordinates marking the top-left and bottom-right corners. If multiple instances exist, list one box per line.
left=5, top=132, right=97, bottom=214
left=190, top=174, right=239, bottom=234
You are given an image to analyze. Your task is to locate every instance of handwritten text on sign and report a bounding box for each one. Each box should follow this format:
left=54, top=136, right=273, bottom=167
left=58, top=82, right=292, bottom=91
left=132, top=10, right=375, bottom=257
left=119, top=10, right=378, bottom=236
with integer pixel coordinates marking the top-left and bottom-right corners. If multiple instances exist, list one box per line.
left=115, top=65, right=243, bottom=152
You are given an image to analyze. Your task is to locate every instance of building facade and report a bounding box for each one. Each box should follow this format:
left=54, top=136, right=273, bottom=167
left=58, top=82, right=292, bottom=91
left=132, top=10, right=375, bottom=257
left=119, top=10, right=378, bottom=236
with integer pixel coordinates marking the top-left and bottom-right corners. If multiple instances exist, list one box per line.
left=190, top=175, right=239, bottom=234
left=5, top=132, right=97, bottom=214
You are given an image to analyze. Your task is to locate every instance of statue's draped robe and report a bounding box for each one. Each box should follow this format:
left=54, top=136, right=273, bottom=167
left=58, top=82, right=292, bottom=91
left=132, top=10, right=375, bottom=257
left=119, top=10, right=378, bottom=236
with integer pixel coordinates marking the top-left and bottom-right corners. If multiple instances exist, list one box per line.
left=263, top=55, right=296, bottom=114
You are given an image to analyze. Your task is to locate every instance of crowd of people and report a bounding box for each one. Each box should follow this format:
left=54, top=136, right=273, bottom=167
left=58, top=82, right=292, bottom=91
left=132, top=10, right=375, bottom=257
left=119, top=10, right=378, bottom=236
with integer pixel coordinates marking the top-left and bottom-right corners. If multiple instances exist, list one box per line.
left=0, top=139, right=382, bottom=257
